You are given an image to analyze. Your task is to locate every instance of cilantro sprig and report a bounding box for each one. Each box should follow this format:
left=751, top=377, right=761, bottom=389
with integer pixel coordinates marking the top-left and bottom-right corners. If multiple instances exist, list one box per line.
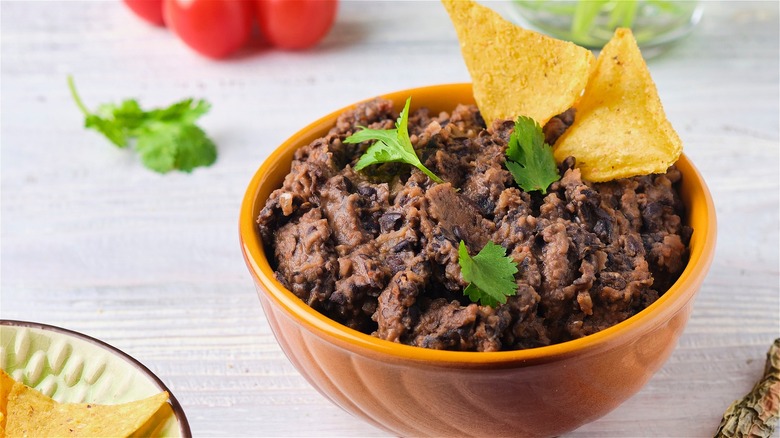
left=458, top=240, right=518, bottom=307
left=68, top=76, right=217, bottom=174
left=505, top=116, right=560, bottom=194
left=344, top=97, right=443, bottom=183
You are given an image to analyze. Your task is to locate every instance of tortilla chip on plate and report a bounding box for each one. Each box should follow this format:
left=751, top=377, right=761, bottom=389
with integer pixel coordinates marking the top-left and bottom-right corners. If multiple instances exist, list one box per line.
left=1, top=369, right=15, bottom=436
left=2, top=370, right=169, bottom=438
left=553, top=28, right=683, bottom=182
left=442, top=0, right=594, bottom=126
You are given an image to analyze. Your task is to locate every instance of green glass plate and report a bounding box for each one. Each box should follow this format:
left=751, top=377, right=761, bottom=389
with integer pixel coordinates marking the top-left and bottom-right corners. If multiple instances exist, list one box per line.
left=0, top=320, right=190, bottom=437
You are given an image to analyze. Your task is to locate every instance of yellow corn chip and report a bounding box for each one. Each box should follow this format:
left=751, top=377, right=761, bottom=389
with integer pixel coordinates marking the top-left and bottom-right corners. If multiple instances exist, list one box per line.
left=1, top=370, right=15, bottom=436
left=3, top=373, right=169, bottom=438
left=442, top=0, right=594, bottom=126
left=553, top=28, right=683, bottom=182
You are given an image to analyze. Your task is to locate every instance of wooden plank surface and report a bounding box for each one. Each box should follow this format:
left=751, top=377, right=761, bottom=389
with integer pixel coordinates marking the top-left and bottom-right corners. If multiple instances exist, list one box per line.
left=1, top=1, right=778, bottom=436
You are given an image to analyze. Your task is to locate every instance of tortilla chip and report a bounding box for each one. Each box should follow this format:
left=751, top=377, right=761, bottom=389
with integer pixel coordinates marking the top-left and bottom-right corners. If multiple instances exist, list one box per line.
left=442, top=0, right=594, bottom=126
left=553, top=28, right=683, bottom=182
left=1, top=370, right=15, bottom=436
left=4, top=375, right=169, bottom=438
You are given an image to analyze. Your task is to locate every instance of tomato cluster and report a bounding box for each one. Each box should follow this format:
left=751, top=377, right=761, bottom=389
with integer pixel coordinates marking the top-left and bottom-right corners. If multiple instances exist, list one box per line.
left=124, top=0, right=338, bottom=58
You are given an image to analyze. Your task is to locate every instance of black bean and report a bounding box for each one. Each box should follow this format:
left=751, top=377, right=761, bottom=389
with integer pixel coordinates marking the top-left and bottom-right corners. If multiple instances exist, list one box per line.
left=625, top=234, right=644, bottom=257
left=357, top=185, right=376, bottom=198
left=558, top=156, right=576, bottom=174
left=642, top=202, right=664, bottom=232
left=392, top=239, right=413, bottom=253
left=379, top=212, right=403, bottom=233
left=453, top=225, right=464, bottom=242
left=341, top=176, right=354, bottom=192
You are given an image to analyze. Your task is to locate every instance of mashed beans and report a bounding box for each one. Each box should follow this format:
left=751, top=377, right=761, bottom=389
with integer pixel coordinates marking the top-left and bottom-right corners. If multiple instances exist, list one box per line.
left=257, top=99, right=691, bottom=351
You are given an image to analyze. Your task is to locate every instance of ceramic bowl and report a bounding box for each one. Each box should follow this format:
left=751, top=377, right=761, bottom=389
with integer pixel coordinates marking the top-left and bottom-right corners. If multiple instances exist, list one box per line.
left=0, top=320, right=190, bottom=437
left=239, top=83, right=716, bottom=437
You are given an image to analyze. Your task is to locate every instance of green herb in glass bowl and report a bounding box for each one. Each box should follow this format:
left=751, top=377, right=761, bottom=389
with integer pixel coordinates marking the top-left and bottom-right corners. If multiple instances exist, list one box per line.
left=510, top=0, right=702, bottom=54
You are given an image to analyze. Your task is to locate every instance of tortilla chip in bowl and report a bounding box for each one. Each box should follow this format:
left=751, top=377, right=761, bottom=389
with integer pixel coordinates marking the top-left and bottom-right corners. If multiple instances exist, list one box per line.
left=442, top=0, right=594, bottom=126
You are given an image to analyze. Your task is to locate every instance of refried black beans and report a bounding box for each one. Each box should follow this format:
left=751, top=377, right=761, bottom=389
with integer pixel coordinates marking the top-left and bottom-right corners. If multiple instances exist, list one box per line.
left=257, top=99, right=692, bottom=352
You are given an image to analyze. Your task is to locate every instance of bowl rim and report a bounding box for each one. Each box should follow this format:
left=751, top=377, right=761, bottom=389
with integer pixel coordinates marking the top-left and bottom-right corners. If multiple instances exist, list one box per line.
left=0, top=319, right=192, bottom=437
left=239, top=83, right=717, bottom=366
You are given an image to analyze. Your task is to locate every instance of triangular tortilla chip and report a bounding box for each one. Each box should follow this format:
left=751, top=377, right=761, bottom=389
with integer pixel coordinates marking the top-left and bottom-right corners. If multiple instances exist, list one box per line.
left=442, top=0, right=594, bottom=126
left=553, top=28, right=683, bottom=182
left=4, top=376, right=168, bottom=438
left=1, top=370, right=15, bottom=436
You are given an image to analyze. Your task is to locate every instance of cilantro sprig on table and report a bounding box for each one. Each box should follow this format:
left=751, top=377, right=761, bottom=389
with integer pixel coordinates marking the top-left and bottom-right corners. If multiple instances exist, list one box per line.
left=458, top=240, right=518, bottom=307
left=505, top=116, right=560, bottom=194
left=68, top=76, right=217, bottom=174
left=344, top=97, right=443, bottom=183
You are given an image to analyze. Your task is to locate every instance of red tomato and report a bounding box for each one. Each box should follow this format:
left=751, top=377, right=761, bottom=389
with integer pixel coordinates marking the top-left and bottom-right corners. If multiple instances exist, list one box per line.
left=163, top=0, right=254, bottom=59
left=124, top=0, right=165, bottom=26
left=254, top=0, right=338, bottom=50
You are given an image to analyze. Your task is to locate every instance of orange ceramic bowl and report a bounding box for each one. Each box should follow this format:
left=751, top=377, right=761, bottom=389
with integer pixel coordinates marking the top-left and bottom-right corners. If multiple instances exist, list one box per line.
left=239, top=83, right=716, bottom=437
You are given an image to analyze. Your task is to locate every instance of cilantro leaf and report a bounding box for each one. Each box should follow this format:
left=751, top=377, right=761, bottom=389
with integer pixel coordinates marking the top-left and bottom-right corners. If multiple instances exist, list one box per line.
left=136, top=123, right=217, bottom=173
left=148, top=98, right=211, bottom=125
left=84, top=114, right=130, bottom=148
left=345, top=97, right=443, bottom=183
left=505, top=116, right=560, bottom=194
left=68, top=75, right=217, bottom=174
left=458, top=240, right=518, bottom=307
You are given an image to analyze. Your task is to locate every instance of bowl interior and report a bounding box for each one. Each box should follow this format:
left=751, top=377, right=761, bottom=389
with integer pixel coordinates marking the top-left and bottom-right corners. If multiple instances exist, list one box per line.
left=0, top=320, right=190, bottom=437
left=239, top=83, right=716, bottom=365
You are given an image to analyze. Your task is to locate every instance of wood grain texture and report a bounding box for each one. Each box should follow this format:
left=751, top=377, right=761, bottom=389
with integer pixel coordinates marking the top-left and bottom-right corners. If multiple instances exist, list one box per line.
left=1, top=1, right=778, bottom=436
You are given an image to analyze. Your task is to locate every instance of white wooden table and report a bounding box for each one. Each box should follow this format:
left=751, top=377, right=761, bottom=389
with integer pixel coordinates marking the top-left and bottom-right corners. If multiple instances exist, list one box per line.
left=2, top=1, right=778, bottom=436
